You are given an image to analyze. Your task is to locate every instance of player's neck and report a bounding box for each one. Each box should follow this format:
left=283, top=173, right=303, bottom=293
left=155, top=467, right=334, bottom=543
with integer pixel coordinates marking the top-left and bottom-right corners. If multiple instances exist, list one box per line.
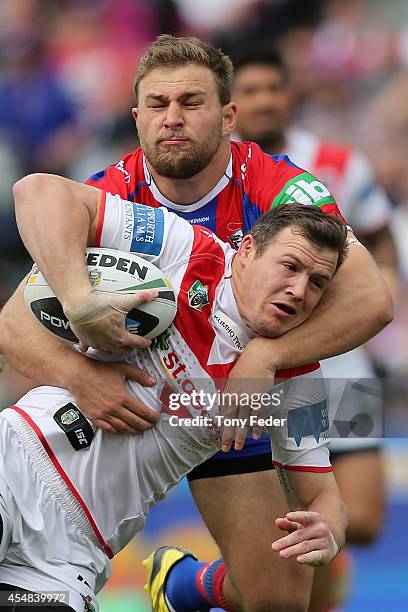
left=230, top=256, right=249, bottom=329
left=146, top=140, right=232, bottom=206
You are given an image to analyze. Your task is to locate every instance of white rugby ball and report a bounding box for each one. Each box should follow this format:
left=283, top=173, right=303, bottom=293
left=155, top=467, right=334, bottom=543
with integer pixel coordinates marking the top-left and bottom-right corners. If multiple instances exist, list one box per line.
left=24, top=247, right=177, bottom=342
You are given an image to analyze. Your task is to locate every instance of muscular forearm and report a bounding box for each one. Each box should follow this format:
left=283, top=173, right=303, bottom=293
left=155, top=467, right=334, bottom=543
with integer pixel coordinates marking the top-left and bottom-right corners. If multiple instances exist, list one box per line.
left=13, top=173, right=100, bottom=312
left=254, top=243, right=393, bottom=370
left=0, top=279, right=87, bottom=388
left=277, top=469, right=348, bottom=553
left=308, top=490, right=348, bottom=552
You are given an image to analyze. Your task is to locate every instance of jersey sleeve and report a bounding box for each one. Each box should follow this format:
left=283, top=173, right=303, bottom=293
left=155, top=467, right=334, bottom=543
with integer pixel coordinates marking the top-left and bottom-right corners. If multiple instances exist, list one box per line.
left=247, top=147, right=347, bottom=222
left=341, top=151, right=392, bottom=235
left=270, top=165, right=345, bottom=222
left=267, top=367, right=332, bottom=472
left=86, top=160, right=133, bottom=199
left=95, top=192, right=194, bottom=271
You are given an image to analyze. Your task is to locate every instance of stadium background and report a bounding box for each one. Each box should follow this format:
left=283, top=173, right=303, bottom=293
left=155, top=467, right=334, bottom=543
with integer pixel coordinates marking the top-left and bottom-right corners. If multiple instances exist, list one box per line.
left=0, top=0, right=408, bottom=609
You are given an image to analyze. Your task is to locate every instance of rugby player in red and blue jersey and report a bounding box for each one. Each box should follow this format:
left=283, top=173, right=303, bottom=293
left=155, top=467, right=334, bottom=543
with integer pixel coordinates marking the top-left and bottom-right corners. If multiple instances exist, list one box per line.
left=0, top=35, right=392, bottom=612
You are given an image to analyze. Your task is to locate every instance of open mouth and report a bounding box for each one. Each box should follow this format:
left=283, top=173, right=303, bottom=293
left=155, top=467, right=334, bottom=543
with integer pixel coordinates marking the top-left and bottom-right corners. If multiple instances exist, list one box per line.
left=272, top=302, right=296, bottom=316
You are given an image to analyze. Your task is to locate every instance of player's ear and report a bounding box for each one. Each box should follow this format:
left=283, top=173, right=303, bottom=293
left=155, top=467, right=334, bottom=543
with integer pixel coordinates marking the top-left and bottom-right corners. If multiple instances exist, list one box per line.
left=131, top=108, right=138, bottom=126
left=222, top=102, right=237, bottom=136
left=237, top=234, right=256, bottom=265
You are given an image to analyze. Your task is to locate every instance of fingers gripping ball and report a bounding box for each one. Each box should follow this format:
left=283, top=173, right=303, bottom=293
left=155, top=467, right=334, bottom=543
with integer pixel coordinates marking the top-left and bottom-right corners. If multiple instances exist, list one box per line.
left=24, top=248, right=177, bottom=341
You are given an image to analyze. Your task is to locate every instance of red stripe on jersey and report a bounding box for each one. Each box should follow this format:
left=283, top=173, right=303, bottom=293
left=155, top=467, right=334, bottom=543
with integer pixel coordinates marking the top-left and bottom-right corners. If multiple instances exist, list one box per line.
left=273, top=460, right=333, bottom=473
left=320, top=202, right=347, bottom=224
left=276, top=362, right=320, bottom=380
left=174, top=226, right=234, bottom=381
left=95, top=190, right=107, bottom=247
left=10, top=405, right=114, bottom=559
left=233, top=142, right=305, bottom=214
left=137, top=187, right=160, bottom=207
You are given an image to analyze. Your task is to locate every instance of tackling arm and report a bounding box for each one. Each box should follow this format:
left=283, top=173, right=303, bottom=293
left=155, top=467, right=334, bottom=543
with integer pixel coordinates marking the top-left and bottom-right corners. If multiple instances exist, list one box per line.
left=0, top=275, right=86, bottom=388
left=0, top=279, right=159, bottom=433
left=234, top=240, right=393, bottom=373
left=362, top=225, right=399, bottom=303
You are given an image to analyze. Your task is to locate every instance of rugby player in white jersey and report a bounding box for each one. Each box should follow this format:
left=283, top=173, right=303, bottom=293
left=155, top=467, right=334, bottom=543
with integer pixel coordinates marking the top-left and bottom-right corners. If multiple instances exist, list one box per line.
left=0, top=36, right=392, bottom=612
left=0, top=176, right=350, bottom=611
left=232, top=44, right=397, bottom=611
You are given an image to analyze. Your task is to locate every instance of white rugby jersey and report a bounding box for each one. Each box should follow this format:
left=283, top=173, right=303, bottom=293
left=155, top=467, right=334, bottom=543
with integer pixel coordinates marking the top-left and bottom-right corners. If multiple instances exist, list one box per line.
left=5, top=193, right=331, bottom=561
left=286, top=127, right=392, bottom=236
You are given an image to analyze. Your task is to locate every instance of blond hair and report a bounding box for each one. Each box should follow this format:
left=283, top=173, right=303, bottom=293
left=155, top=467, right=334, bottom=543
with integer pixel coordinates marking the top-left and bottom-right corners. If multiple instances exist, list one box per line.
left=134, top=34, right=234, bottom=105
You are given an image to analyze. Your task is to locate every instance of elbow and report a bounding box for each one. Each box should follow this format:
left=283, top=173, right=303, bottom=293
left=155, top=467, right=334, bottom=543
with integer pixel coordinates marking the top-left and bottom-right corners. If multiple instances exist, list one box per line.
left=13, top=173, right=46, bottom=203
left=13, top=174, right=51, bottom=235
left=377, top=283, right=394, bottom=329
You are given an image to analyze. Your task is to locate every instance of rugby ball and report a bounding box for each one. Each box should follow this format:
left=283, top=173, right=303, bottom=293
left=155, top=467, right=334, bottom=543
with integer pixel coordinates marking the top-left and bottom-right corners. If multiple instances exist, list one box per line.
left=24, top=247, right=177, bottom=342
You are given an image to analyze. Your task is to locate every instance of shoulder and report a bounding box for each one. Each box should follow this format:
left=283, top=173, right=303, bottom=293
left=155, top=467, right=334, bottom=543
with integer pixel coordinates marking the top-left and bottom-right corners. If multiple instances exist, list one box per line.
left=86, top=147, right=144, bottom=195
left=231, top=140, right=304, bottom=191
left=231, top=140, right=339, bottom=212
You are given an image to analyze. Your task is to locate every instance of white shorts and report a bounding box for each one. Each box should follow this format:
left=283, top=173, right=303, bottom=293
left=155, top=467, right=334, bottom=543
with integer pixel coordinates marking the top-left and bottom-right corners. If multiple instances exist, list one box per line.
left=0, top=418, right=110, bottom=612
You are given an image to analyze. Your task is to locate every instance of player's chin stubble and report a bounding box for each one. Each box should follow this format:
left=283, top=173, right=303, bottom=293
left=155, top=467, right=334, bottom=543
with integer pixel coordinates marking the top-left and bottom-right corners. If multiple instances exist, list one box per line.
left=142, top=131, right=222, bottom=179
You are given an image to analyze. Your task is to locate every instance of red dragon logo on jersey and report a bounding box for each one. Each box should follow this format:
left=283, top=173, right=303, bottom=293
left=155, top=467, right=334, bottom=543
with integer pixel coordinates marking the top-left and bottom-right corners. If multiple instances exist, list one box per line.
left=227, top=222, right=243, bottom=249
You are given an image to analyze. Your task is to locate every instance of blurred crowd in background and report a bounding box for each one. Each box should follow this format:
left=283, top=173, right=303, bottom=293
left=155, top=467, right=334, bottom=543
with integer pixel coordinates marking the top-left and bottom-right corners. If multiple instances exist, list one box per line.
left=1, top=0, right=408, bottom=411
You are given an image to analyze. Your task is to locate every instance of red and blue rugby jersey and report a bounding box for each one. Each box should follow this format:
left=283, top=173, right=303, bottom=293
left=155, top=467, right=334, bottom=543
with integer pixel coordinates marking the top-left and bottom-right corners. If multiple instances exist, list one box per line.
left=86, top=141, right=345, bottom=459
left=86, top=141, right=345, bottom=251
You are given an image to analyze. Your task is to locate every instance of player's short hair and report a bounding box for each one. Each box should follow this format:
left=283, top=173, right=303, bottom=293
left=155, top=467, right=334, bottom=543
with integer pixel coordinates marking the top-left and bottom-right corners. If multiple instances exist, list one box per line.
left=231, top=45, right=288, bottom=81
left=250, top=204, right=348, bottom=272
left=134, top=34, right=234, bottom=105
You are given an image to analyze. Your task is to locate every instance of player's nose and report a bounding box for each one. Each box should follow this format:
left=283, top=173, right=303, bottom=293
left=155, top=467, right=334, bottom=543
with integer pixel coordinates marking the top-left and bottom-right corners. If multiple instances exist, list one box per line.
left=163, top=101, right=184, bottom=127
left=286, top=275, right=307, bottom=301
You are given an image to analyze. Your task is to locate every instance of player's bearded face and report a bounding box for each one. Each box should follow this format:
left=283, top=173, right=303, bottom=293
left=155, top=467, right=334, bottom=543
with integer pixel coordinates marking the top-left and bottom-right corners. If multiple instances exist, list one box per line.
left=135, top=65, right=228, bottom=179
left=142, top=120, right=223, bottom=179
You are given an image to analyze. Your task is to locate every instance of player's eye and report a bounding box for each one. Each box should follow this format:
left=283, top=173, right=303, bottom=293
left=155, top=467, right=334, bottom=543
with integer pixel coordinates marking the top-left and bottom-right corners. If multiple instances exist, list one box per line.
left=284, top=263, right=297, bottom=272
left=311, top=277, right=324, bottom=289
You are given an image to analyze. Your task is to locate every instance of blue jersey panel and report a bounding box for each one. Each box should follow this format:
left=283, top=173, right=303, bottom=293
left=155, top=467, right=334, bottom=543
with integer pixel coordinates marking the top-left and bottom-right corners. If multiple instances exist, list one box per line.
left=165, top=197, right=217, bottom=233
left=130, top=203, right=164, bottom=256
left=242, top=193, right=262, bottom=234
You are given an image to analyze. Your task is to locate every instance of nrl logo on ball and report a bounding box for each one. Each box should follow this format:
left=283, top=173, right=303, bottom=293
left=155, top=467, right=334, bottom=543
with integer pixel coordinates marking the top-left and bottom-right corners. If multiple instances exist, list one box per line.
left=89, top=269, right=102, bottom=287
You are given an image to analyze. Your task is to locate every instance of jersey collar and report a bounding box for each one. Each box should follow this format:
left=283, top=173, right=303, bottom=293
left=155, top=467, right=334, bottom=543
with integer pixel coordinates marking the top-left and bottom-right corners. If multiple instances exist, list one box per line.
left=143, top=154, right=233, bottom=212
left=222, top=250, right=257, bottom=345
